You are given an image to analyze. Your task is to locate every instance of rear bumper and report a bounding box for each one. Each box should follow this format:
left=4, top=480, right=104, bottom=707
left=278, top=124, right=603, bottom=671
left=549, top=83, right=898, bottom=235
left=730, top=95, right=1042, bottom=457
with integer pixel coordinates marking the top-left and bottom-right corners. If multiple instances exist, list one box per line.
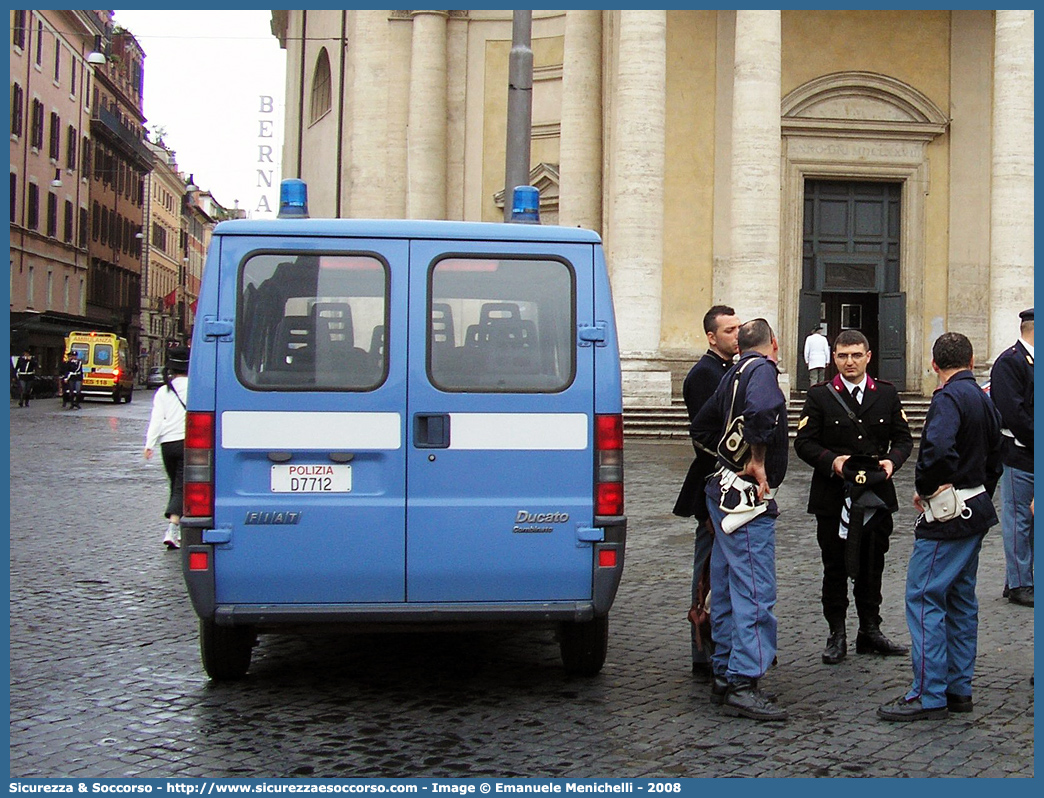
left=181, top=516, right=627, bottom=629
left=213, top=601, right=601, bottom=628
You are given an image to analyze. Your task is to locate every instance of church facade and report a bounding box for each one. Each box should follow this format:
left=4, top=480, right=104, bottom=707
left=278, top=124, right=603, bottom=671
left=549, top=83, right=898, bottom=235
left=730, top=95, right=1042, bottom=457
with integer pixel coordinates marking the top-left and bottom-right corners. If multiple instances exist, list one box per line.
left=271, top=10, right=1034, bottom=400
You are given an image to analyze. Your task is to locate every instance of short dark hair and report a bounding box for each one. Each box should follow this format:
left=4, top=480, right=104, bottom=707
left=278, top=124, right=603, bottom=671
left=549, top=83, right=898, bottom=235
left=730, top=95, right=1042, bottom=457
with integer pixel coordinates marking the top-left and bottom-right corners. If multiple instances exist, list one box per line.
left=932, top=332, right=973, bottom=371
left=1021, top=318, right=1034, bottom=336
left=738, top=318, right=773, bottom=351
left=703, top=305, right=736, bottom=335
left=834, top=329, right=870, bottom=351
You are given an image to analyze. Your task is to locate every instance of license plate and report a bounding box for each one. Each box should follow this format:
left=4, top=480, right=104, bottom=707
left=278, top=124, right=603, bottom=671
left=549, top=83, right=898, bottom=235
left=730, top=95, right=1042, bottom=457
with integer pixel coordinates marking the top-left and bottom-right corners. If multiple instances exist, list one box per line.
left=271, top=464, right=352, bottom=493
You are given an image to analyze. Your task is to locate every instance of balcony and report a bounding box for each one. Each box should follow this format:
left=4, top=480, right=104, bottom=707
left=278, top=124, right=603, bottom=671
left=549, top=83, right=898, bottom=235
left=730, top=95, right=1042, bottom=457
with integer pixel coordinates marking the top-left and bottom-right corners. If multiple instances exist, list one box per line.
left=91, top=106, right=153, bottom=170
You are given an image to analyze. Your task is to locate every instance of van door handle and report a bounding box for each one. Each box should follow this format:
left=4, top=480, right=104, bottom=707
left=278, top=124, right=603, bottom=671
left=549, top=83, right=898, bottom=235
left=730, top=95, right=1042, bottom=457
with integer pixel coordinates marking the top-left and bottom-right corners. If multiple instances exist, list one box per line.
left=414, top=413, right=451, bottom=449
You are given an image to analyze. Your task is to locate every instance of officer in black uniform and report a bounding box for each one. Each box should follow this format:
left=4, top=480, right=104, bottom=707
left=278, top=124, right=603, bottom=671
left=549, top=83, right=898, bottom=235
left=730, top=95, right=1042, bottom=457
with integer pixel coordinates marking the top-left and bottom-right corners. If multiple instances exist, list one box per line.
left=15, top=349, right=36, bottom=407
left=674, top=305, right=740, bottom=680
left=794, top=328, right=913, bottom=664
left=65, top=351, right=84, bottom=409
left=989, top=307, right=1034, bottom=607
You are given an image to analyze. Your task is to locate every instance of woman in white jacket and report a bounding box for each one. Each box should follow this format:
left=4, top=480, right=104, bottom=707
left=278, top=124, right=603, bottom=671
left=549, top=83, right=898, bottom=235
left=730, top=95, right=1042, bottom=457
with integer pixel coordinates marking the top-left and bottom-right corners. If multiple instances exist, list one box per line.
left=144, top=346, right=189, bottom=549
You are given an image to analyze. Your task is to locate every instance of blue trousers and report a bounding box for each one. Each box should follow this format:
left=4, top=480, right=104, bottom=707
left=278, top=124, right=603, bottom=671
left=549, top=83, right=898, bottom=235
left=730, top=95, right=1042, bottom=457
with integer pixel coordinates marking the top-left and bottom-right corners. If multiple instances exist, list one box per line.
left=1000, top=466, right=1034, bottom=589
left=691, top=520, right=714, bottom=664
left=904, top=534, right=983, bottom=709
left=706, top=499, right=778, bottom=681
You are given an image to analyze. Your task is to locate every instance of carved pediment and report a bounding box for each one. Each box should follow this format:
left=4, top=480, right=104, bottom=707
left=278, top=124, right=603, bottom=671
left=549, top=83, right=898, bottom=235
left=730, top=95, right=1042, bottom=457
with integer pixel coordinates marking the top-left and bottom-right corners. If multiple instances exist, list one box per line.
left=493, top=162, right=560, bottom=210
left=782, top=71, right=948, bottom=140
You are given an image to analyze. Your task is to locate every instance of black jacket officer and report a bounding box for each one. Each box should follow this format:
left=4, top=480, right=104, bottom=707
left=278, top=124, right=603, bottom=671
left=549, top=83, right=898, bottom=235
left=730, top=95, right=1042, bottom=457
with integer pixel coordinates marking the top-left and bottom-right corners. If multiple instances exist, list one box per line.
left=990, top=314, right=1034, bottom=474
left=988, top=307, right=1034, bottom=605
left=673, top=306, right=740, bottom=679
left=794, top=329, right=913, bottom=664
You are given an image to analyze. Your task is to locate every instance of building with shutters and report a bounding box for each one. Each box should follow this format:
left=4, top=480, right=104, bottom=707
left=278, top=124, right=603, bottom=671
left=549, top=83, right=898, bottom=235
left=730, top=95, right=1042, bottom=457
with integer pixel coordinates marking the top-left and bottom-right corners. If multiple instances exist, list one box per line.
left=10, top=10, right=104, bottom=374
left=85, top=16, right=149, bottom=361
left=271, top=10, right=1033, bottom=401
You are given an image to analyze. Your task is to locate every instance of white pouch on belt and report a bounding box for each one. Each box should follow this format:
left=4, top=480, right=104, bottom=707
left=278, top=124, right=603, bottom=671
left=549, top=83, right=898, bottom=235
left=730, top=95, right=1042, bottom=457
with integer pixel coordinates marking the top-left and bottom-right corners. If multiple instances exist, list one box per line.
left=922, top=485, right=985, bottom=524
left=716, top=468, right=770, bottom=534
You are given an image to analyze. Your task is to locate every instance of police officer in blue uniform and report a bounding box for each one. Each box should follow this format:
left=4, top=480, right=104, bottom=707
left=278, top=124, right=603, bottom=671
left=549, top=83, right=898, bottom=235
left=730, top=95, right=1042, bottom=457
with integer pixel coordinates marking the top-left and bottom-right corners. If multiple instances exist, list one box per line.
left=878, top=332, right=1003, bottom=721
left=989, top=307, right=1034, bottom=607
left=794, top=329, right=913, bottom=664
left=674, top=305, right=740, bottom=680
left=692, top=318, right=788, bottom=721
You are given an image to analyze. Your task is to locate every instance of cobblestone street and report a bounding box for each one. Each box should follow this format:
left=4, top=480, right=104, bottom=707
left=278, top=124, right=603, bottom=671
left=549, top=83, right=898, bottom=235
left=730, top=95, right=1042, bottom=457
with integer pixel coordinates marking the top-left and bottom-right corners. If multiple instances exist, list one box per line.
left=8, top=396, right=1034, bottom=778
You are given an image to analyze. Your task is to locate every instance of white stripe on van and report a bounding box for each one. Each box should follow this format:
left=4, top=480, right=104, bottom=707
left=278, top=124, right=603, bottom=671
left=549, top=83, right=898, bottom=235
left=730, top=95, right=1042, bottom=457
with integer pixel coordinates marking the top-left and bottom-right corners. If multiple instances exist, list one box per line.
left=448, top=413, right=588, bottom=451
left=221, top=411, right=402, bottom=450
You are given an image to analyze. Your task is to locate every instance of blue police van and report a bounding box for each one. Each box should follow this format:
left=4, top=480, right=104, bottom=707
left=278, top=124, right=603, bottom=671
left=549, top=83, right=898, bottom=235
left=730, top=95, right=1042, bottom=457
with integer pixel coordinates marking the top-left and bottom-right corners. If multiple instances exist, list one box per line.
left=180, top=183, right=627, bottom=679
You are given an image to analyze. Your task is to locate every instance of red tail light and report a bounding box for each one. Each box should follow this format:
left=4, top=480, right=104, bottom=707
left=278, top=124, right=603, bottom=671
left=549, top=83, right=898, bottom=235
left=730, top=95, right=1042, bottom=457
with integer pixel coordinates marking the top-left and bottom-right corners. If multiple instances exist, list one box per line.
left=112, top=368, right=120, bottom=379
left=594, top=414, right=624, bottom=516
left=184, top=411, right=215, bottom=516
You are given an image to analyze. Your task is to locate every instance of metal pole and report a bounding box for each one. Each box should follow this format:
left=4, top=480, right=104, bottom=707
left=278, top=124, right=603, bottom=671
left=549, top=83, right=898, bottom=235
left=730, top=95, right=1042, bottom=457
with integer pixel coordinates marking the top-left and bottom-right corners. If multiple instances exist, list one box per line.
left=503, top=10, right=533, bottom=221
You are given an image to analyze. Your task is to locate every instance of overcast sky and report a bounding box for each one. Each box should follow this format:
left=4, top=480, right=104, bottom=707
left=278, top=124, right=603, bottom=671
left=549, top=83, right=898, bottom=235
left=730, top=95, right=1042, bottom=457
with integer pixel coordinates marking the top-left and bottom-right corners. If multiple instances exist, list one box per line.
left=112, top=10, right=286, bottom=218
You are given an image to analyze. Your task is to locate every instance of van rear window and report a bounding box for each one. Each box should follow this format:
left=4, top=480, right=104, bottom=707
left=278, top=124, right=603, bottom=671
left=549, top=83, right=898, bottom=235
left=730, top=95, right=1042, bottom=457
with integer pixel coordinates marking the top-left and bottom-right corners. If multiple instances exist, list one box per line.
left=237, top=253, right=388, bottom=391
left=93, top=344, right=113, bottom=366
left=428, top=257, right=575, bottom=393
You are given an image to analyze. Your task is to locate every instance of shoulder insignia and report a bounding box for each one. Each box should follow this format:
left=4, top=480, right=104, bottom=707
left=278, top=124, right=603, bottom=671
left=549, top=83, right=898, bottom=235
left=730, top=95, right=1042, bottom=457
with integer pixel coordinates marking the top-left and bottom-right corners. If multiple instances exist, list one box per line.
left=901, top=409, right=908, bottom=422
left=1027, top=355, right=1033, bottom=366
left=798, top=416, right=808, bottom=430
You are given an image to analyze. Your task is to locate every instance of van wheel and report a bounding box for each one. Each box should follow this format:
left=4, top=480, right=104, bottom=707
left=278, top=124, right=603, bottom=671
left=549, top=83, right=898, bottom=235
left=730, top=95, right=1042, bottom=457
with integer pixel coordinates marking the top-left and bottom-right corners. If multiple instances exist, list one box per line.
left=112, top=388, right=121, bottom=403
left=200, top=619, right=255, bottom=680
left=559, top=615, right=608, bottom=676
left=124, top=387, right=132, bottom=403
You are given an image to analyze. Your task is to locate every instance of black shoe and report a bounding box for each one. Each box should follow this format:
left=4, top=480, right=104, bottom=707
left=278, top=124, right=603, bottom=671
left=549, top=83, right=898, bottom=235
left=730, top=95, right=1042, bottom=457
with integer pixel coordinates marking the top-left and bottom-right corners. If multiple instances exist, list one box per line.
left=750, top=678, right=778, bottom=703
left=1008, top=586, right=1034, bottom=607
left=822, top=629, right=847, bottom=664
left=710, top=674, right=728, bottom=705
left=722, top=679, right=788, bottom=721
left=945, top=693, right=973, bottom=713
left=691, top=661, right=714, bottom=682
left=877, top=695, right=948, bottom=721
left=856, top=626, right=908, bottom=655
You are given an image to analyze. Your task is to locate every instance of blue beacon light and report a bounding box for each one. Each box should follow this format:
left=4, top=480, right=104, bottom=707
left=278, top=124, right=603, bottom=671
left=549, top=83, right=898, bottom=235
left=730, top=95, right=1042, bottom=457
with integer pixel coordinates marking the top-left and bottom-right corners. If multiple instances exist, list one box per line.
left=509, top=185, right=540, bottom=224
left=278, top=179, right=310, bottom=218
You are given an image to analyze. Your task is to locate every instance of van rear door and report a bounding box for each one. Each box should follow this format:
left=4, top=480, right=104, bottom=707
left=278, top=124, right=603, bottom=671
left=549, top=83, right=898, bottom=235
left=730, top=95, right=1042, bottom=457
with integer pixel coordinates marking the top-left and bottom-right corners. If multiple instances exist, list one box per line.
left=405, top=239, right=596, bottom=603
left=210, top=236, right=408, bottom=604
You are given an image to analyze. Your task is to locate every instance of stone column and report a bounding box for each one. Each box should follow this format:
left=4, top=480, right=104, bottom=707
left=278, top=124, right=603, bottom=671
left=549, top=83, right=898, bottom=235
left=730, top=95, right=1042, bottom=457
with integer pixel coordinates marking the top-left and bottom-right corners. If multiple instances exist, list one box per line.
left=610, top=10, right=668, bottom=405
left=559, top=10, right=603, bottom=232
left=348, top=10, right=388, bottom=218
left=728, top=10, right=781, bottom=332
left=990, top=10, right=1034, bottom=361
left=445, top=12, right=468, bottom=221
left=407, top=10, right=448, bottom=220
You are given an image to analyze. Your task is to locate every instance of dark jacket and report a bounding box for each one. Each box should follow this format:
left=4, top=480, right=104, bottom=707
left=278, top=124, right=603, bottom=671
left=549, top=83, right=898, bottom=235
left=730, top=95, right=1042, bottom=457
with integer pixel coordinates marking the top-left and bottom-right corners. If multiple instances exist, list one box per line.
left=682, top=350, right=732, bottom=424
left=673, top=350, right=733, bottom=519
left=793, top=374, right=913, bottom=516
left=989, top=340, right=1033, bottom=473
left=915, top=370, right=1004, bottom=541
left=15, top=356, right=36, bottom=378
left=691, top=351, right=789, bottom=489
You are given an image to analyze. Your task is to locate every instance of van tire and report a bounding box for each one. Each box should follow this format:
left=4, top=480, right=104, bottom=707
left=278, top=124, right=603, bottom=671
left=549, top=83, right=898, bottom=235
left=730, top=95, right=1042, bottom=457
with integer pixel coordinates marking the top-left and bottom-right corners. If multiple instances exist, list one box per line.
left=559, top=615, right=608, bottom=676
left=112, top=388, right=121, bottom=403
left=124, top=387, right=132, bottom=403
left=200, top=619, right=255, bottom=680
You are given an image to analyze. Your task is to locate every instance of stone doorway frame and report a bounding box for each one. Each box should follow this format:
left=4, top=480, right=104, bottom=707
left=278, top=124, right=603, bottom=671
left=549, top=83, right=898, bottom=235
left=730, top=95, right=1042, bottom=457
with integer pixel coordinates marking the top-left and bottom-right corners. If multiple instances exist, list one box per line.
left=779, top=72, right=948, bottom=393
